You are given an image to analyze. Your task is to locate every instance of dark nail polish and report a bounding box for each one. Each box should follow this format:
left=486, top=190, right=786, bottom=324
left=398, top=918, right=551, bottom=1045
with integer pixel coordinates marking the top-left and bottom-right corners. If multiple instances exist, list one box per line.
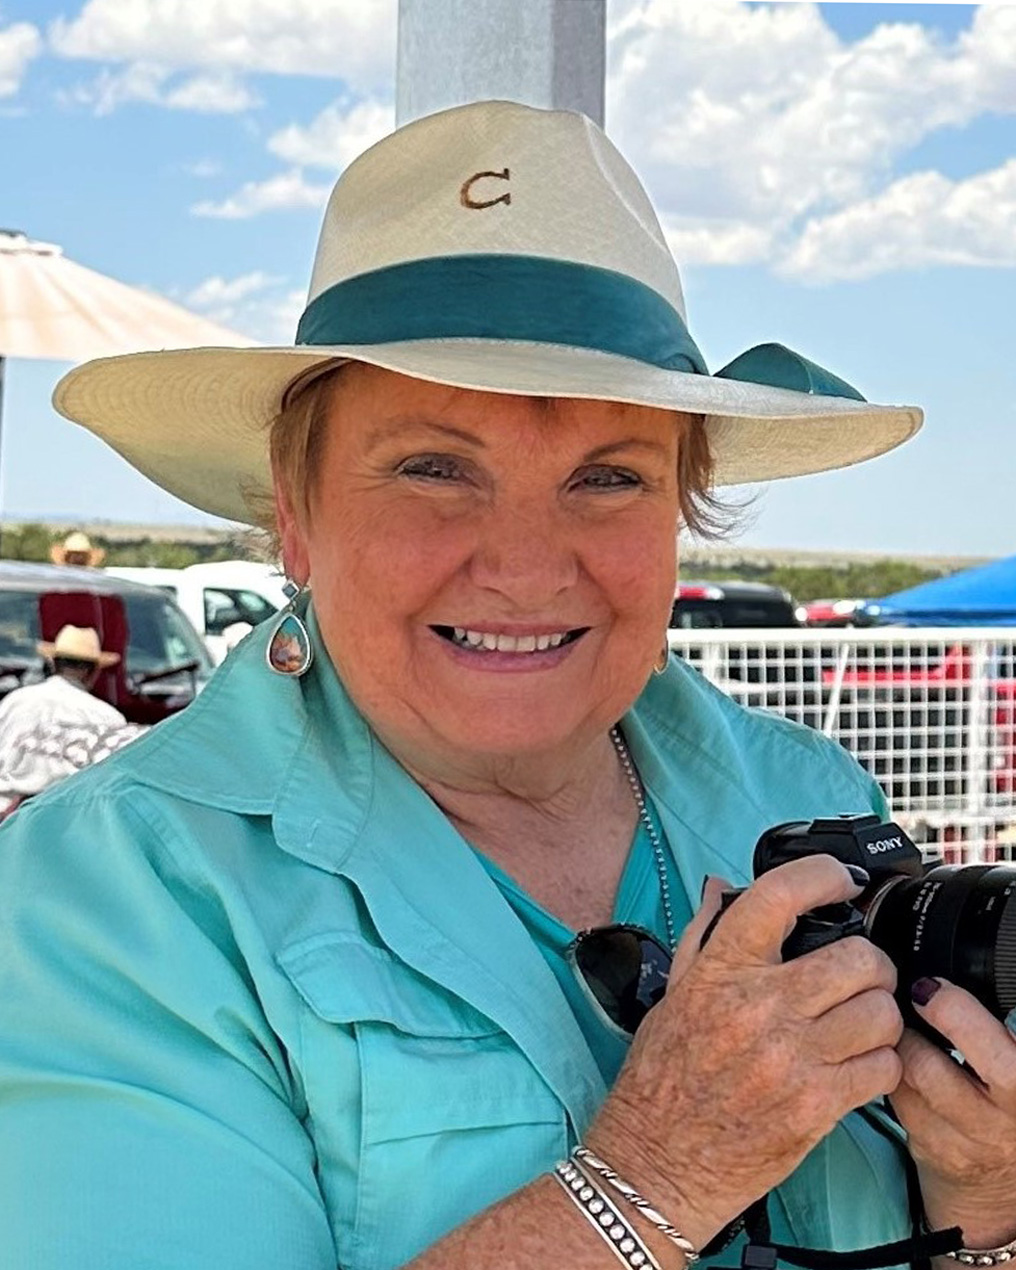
left=911, top=977, right=941, bottom=1006
left=700, top=875, right=713, bottom=901
left=845, top=864, right=871, bottom=887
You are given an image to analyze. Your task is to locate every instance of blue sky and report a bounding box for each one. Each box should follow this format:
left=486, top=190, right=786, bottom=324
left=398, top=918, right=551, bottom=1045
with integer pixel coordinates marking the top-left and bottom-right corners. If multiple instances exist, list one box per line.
left=0, top=0, right=1013, bottom=558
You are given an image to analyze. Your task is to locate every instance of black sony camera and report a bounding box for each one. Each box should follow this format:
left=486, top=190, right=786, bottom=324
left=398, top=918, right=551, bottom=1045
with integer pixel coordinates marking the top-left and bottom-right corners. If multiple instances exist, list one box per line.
left=718, top=813, right=1016, bottom=1039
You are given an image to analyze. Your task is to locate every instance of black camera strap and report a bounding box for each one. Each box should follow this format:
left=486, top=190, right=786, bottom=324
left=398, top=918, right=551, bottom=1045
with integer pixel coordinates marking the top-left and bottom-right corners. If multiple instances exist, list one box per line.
left=711, top=1107, right=962, bottom=1270
left=732, top=1199, right=961, bottom=1270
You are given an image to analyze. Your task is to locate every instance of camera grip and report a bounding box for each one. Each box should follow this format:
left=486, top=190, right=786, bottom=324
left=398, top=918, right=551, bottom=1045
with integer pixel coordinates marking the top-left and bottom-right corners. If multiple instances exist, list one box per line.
left=781, top=903, right=865, bottom=961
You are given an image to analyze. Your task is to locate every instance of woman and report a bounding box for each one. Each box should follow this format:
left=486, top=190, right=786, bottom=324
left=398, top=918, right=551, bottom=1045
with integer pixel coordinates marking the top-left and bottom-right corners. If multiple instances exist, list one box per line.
left=0, top=101, right=1013, bottom=1270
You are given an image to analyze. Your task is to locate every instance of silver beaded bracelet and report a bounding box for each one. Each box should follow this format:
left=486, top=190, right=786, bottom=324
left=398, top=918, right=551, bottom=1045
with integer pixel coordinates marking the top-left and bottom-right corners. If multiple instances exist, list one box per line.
left=944, top=1233, right=1016, bottom=1266
left=574, top=1146, right=701, bottom=1265
left=553, top=1158, right=663, bottom=1270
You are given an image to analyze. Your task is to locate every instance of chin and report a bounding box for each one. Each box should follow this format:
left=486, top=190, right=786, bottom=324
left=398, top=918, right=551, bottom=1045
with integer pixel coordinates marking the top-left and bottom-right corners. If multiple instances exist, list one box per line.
left=433, top=704, right=601, bottom=758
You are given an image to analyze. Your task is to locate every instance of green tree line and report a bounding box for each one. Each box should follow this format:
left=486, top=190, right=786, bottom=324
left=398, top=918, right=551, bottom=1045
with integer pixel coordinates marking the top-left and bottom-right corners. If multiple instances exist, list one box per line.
left=0, top=523, right=270, bottom=569
left=701, top=560, right=947, bottom=603
left=1, top=522, right=950, bottom=601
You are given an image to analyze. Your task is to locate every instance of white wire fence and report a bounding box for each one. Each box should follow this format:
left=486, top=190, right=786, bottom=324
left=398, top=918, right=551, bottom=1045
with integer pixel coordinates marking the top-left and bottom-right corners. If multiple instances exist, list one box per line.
left=667, top=627, right=1016, bottom=863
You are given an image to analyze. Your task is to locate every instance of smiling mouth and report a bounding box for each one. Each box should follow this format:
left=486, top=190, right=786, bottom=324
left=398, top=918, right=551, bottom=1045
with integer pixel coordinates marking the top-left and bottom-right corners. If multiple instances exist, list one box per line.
left=431, top=626, right=589, bottom=654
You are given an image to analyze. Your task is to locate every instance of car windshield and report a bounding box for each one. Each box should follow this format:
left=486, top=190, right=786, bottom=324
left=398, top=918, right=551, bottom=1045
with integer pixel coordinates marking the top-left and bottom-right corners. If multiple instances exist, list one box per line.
left=0, top=587, right=213, bottom=678
left=670, top=598, right=798, bottom=629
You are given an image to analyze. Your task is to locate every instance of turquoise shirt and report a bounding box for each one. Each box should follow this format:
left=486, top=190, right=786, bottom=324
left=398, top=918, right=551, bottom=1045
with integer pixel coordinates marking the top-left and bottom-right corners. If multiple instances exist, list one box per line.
left=478, top=801, right=692, bottom=1085
left=0, top=609, right=912, bottom=1269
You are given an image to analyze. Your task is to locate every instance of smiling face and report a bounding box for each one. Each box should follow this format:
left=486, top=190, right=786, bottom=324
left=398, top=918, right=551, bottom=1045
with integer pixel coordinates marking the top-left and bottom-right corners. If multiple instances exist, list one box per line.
left=276, top=364, right=686, bottom=772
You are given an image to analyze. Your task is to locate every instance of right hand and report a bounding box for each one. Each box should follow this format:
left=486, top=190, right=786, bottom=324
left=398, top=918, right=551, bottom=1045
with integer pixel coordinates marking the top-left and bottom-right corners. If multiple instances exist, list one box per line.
left=587, top=855, right=904, bottom=1248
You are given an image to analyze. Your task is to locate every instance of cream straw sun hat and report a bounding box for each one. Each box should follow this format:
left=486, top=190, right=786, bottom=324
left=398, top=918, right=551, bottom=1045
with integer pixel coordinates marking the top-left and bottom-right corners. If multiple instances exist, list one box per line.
left=54, top=100, right=921, bottom=525
left=37, top=625, right=120, bottom=668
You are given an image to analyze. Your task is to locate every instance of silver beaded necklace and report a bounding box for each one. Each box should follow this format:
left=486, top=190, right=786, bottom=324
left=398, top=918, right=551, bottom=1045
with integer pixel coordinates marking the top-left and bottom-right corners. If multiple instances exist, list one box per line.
left=609, top=725, right=678, bottom=950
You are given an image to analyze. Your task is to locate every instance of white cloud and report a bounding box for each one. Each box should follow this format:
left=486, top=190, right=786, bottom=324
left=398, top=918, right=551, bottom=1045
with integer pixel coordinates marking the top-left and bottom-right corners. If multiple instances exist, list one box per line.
left=183, top=271, right=305, bottom=342
left=662, top=217, right=773, bottom=267
left=181, top=157, right=222, bottom=178
left=268, top=98, right=393, bottom=172
left=780, top=159, right=1016, bottom=282
left=0, top=21, right=41, bottom=98
left=606, top=0, right=1016, bottom=278
left=185, top=271, right=283, bottom=307
left=67, top=61, right=258, bottom=114
left=49, top=0, right=396, bottom=88
left=163, top=72, right=258, bottom=113
left=191, top=167, right=331, bottom=218
left=187, top=97, right=392, bottom=222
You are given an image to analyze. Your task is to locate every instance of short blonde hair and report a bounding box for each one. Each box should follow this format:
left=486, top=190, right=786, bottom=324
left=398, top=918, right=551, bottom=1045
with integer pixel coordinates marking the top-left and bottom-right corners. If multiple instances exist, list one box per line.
left=260, top=363, right=731, bottom=541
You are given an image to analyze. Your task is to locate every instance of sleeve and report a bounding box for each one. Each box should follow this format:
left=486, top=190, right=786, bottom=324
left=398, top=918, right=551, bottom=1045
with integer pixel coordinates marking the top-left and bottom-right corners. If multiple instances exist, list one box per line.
left=0, top=786, right=339, bottom=1270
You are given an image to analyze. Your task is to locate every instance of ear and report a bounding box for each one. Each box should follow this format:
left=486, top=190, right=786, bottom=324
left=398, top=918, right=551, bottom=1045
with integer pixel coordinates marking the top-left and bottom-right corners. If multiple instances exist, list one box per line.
left=274, top=481, right=310, bottom=586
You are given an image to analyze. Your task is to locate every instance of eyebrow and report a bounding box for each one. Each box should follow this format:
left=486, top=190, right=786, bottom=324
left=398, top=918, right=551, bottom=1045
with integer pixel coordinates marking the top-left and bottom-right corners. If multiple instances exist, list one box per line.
left=365, top=421, right=670, bottom=462
left=364, top=419, right=485, bottom=452
left=582, top=438, right=672, bottom=462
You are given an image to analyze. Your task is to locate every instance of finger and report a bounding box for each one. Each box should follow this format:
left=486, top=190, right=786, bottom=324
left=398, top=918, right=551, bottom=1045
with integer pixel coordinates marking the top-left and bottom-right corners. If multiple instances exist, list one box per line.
left=896, top=1026, right=996, bottom=1130
left=810, top=988, right=903, bottom=1064
left=789, top=935, right=897, bottom=1019
left=671, top=876, right=731, bottom=980
left=837, top=1046, right=904, bottom=1115
left=705, top=854, right=869, bottom=966
left=888, top=1078, right=983, bottom=1164
left=910, top=978, right=1016, bottom=1106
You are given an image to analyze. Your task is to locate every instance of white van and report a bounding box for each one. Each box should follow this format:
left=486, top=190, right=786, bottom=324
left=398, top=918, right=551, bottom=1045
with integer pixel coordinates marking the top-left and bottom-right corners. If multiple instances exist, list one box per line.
left=105, top=560, right=288, bottom=663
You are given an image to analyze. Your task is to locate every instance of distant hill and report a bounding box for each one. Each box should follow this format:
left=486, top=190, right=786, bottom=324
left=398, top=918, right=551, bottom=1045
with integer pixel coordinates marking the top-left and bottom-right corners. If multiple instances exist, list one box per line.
left=0, top=519, right=992, bottom=602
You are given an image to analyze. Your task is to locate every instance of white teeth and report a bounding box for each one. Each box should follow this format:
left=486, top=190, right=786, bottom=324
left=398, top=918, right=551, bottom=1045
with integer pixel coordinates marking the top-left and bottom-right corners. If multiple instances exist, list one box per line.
left=450, top=628, right=573, bottom=653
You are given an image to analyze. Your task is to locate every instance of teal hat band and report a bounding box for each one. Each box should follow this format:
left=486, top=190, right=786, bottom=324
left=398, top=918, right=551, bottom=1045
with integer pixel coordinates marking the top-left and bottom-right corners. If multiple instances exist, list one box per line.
left=296, top=254, right=708, bottom=374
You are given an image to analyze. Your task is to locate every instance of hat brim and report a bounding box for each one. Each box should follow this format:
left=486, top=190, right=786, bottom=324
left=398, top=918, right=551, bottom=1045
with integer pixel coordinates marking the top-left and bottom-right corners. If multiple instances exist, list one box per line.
left=36, top=642, right=120, bottom=667
left=49, top=547, right=106, bottom=567
left=53, top=341, right=922, bottom=526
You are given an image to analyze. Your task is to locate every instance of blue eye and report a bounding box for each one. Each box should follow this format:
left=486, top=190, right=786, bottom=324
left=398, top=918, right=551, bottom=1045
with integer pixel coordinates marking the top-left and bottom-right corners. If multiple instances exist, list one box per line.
left=397, top=454, right=465, bottom=482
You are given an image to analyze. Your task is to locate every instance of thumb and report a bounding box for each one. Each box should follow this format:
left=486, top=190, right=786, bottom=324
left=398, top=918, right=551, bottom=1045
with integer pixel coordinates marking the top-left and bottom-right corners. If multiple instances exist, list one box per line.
left=705, top=853, right=869, bottom=966
left=670, top=875, right=734, bottom=981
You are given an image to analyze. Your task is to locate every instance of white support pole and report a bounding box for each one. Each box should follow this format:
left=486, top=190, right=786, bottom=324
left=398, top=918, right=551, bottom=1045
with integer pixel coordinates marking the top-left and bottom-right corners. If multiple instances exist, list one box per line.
left=396, top=0, right=605, bottom=128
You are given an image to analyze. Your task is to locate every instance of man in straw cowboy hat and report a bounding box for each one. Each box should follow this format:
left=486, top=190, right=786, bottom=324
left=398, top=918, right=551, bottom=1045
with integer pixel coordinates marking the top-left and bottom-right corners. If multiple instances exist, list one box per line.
left=0, top=100, right=1013, bottom=1270
left=0, top=624, right=135, bottom=813
left=49, top=530, right=106, bottom=568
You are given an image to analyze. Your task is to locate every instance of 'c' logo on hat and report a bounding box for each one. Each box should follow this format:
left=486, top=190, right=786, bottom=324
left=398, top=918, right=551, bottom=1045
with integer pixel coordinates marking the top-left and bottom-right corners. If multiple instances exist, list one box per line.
left=460, top=168, right=511, bottom=209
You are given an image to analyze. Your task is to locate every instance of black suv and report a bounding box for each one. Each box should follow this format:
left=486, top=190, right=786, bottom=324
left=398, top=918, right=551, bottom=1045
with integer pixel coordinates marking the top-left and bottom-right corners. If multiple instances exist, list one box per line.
left=0, top=561, right=214, bottom=724
left=669, top=580, right=801, bottom=629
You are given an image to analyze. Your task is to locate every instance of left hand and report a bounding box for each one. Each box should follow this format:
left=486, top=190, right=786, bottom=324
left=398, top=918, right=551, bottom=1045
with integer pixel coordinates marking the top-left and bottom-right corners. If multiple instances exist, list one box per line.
left=889, top=977, right=1016, bottom=1250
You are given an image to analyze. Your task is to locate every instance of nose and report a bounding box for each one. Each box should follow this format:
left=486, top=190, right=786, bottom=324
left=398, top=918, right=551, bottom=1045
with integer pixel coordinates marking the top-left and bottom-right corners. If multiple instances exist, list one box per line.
left=467, top=500, right=580, bottom=609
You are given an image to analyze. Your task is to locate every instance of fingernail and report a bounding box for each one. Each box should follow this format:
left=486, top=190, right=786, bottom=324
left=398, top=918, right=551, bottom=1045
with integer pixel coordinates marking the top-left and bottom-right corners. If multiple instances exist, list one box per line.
left=700, top=875, right=713, bottom=901
left=845, top=864, right=871, bottom=887
left=911, top=977, right=941, bottom=1006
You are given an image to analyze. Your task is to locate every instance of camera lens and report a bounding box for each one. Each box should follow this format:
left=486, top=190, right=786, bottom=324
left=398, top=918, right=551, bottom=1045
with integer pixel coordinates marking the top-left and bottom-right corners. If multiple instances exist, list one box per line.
left=865, top=865, right=1016, bottom=1020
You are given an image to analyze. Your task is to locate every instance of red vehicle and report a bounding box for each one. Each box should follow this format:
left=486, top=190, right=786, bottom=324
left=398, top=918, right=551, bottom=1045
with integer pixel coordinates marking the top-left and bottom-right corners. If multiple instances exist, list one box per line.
left=821, top=640, right=1016, bottom=807
left=0, top=562, right=214, bottom=724
left=797, top=598, right=874, bottom=628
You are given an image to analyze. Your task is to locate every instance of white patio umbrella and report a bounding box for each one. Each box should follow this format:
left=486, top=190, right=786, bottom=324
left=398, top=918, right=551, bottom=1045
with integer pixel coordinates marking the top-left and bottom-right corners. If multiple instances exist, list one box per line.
left=0, top=227, right=259, bottom=529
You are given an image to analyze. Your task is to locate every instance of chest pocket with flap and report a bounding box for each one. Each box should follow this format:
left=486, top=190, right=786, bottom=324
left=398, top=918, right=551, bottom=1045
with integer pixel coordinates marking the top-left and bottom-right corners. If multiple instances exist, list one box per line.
left=278, top=934, right=568, bottom=1270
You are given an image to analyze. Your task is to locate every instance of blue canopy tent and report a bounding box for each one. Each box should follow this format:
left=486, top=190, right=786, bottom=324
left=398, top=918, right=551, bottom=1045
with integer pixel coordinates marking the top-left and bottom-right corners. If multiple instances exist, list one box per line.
left=869, top=554, right=1016, bottom=626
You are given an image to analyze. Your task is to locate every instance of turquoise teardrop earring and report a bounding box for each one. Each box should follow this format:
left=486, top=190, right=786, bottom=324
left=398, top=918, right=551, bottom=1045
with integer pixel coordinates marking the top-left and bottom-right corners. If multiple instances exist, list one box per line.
left=266, top=582, right=313, bottom=677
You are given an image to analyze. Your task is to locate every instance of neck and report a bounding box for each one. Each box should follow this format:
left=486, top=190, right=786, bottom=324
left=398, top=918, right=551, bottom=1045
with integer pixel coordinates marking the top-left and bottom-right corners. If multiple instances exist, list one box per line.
left=387, top=725, right=633, bottom=845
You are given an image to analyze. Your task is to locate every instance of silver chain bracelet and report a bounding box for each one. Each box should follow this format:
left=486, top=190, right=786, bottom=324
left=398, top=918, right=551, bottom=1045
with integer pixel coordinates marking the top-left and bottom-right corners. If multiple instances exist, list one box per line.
left=574, top=1146, right=701, bottom=1264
